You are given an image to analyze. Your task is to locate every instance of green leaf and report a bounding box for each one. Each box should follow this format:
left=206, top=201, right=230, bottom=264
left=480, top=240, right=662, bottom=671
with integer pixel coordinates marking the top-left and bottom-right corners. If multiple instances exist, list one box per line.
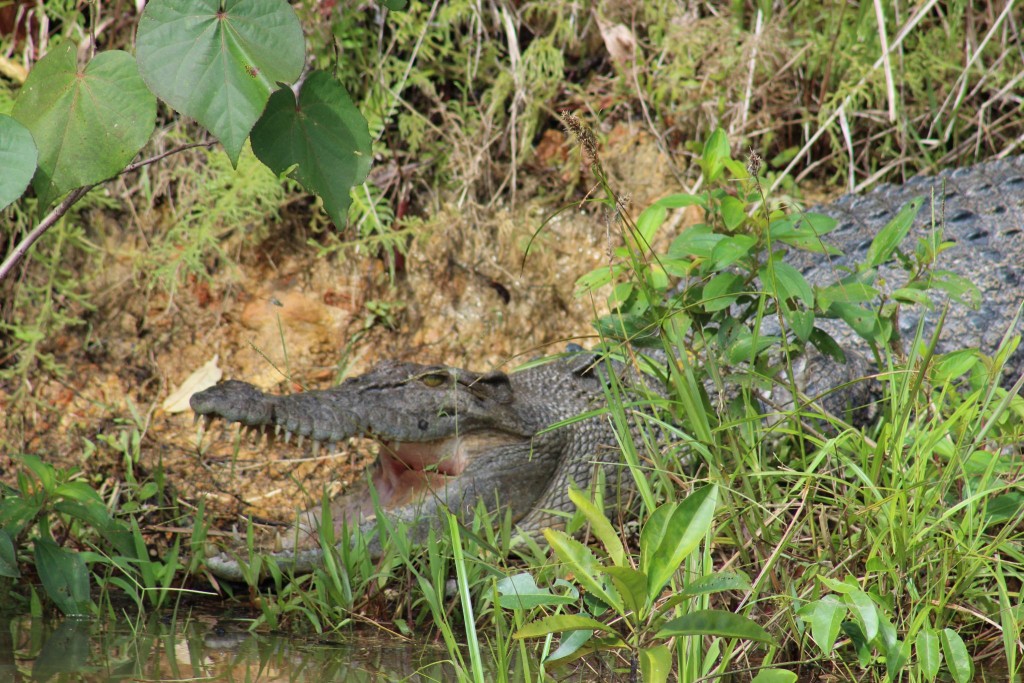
left=567, top=486, right=625, bottom=566
left=927, top=270, right=982, bottom=308
left=657, top=572, right=752, bottom=615
left=809, top=328, right=847, bottom=363
left=668, top=224, right=724, bottom=259
left=726, top=330, right=778, bottom=364
left=784, top=308, right=815, bottom=342
left=0, top=114, right=37, bottom=210
left=845, top=590, right=878, bottom=643
left=657, top=609, right=776, bottom=645
left=816, top=575, right=858, bottom=594
left=770, top=213, right=840, bottom=253
left=886, top=639, right=910, bottom=680
left=711, top=234, right=757, bottom=269
left=916, top=629, right=940, bottom=681
left=515, top=614, right=617, bottom=639
left=577, top=264, right=624, bottom=294
left=830, top=303, right=881, bottom=341
left=750, top=670, right=798, bottom=683
left=759, top=261, right=813, bottom=307
left=720, top=195, right=746, bottom=230
left=865, top=198, right=922, bottom=268
left=636, top=204, right=668, bottom=246
left=34, top=537, right=91, bottom=616
left=18, top=454, right=57, bottom=493
left=892, top=286, right=933, bottom=307
left=251, top=71, right=372, bottom=226
left=542, top=529, right=622, bottom=615
left=0, top=530, right=18, bottom=578
left=496, top=572, right=577, bottom=610
left=797, top=595, right=844, bottom=655
left=932, top=349, right=980, bottom=383
left=655, top=192, right=707, bottom=209
left=547, top=629, right=594, bottom=662
left=12, top=43, right=156, bottom=207
left=53, top=501, right=136, bottom=559
left=54, top=481, right=104, bottom=505
left=940, top=628, right=972, bottom=683
left=136, top=0, right=304, bottom=165
left=816, top=282, right=879, bottom=310
left=642, top=485, right=718, bottom=603
left=701, top=128, right=730, bottom=183
left=600, top=565, right=648, bottom=617
left=703, top=272, right=744, bottom=312
left=679, top=571, right=752, bottom=598
left=639, top=644, right=672, bottom=683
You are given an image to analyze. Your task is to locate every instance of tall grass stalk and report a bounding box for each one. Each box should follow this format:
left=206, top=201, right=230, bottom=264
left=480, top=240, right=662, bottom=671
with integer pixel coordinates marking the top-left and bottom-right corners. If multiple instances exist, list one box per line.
left=447, top=511, right=486, bottom=683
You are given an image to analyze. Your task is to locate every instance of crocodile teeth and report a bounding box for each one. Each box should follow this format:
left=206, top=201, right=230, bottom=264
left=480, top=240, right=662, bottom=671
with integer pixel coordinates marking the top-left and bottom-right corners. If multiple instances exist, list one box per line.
left=297, top=433, right=305, bottom=449
left=284, top=430, right=293, bottom=445
left=192, top=413, right=200, bottom=427
left=194, top=411, right=215, bottom=438
left=312, top=440, right=320, bottom=457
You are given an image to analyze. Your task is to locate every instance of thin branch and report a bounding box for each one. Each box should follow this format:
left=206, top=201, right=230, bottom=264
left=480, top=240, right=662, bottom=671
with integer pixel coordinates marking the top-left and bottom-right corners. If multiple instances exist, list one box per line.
left=0, top=140, right=217, bottom=283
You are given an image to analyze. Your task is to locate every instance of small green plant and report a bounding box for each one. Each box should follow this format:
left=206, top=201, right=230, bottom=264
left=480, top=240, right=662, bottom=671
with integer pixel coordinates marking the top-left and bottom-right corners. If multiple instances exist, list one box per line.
left=498, top=484, right=779, bottom=682
left=555, top=121, right=1024, bottom=679
left=797, top=576, right=974, bottom=682
left=0, top=455, right=183, bottom=615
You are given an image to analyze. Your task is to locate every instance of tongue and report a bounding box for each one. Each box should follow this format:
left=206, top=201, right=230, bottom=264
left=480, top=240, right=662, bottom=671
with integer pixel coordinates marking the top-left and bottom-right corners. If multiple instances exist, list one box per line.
left=373, top=440, right=467, bottom=507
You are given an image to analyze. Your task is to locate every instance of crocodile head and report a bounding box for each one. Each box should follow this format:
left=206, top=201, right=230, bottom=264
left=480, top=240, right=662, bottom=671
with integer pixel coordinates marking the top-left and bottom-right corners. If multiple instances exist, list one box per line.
left=190, top=361, right=545, bottom=546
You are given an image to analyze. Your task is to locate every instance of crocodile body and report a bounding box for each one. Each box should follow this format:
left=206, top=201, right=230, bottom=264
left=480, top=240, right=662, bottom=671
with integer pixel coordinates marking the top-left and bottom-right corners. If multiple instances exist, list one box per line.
left=786, top=155, right=1024, bottom=407
left=191, top=156, right=1024, bottom=581
left=193, top=357, right=651, bottom=580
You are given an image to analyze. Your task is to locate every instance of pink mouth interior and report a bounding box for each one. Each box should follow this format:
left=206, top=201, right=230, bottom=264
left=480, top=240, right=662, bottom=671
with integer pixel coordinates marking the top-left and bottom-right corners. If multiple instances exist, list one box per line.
left=372, top=439, right=467, bottom=508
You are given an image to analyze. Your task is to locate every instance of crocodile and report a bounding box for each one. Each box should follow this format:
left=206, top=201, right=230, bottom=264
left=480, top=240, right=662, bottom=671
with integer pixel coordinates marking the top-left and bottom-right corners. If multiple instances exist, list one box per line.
left=191, top=155, right=1024, bottom=581
left=192, top=356, right=657, bottom=581
left=777, top=155, right=1024, bottom=410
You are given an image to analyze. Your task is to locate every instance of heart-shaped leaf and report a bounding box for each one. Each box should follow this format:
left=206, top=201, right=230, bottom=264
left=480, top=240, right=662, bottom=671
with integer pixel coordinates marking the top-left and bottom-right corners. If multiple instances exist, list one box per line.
left=136, top=0, right=304, bottom=165
left=251, top=71, right=372, bottom=226
left=0, top=114, right=37, bottom=210
left=12, top=43, right=156, bottom=207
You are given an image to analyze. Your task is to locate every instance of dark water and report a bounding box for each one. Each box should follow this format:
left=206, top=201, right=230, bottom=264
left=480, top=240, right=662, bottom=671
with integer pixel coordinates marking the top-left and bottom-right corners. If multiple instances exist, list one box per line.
left=5, top=610, right=1016, bottom=681
left=1, top=610, right=477, bottom=682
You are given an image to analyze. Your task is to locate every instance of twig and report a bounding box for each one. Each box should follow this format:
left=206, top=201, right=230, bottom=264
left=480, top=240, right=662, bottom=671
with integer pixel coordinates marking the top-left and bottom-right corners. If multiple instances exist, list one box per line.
left=871, top=0, right=898, bottom=123
left=0, top=140, right=217, bottom=282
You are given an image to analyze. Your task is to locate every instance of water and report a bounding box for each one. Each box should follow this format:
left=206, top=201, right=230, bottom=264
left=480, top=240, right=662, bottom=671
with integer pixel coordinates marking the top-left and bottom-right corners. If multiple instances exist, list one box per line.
left=2, top=610, right=469, bottom=682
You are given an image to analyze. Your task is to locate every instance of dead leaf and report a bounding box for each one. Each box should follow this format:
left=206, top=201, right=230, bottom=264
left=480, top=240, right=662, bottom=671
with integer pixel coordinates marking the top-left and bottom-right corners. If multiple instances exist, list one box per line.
left=163, top=355, right=223, bottom=413
left=594, top=15, right=636, bottom=64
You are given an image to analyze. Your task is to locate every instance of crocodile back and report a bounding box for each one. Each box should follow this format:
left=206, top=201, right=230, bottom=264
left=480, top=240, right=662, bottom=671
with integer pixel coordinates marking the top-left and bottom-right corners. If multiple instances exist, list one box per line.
left=797, top=156, right=1024, bottom=382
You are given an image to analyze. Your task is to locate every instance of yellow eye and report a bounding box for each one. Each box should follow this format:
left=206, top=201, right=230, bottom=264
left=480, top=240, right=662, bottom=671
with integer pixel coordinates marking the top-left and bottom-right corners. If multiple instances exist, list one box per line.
left=421, top=373, right=447, bottom=387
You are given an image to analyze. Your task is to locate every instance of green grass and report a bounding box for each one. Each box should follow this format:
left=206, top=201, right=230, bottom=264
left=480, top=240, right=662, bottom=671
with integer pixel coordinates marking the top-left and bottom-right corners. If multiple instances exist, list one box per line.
left=3, top=1, right=1024, bottom=681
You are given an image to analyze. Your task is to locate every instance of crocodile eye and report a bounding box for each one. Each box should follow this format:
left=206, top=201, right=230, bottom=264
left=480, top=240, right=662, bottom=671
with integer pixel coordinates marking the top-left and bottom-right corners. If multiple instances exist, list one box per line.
left=420, top=373, right=447, bottom=387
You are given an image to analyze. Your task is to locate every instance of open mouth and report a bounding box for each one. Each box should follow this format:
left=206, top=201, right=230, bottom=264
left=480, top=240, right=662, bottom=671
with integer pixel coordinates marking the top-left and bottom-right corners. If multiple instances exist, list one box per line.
left=372, top=438, right=469, bottom=508
left=352, top=430, right=526, bottom=515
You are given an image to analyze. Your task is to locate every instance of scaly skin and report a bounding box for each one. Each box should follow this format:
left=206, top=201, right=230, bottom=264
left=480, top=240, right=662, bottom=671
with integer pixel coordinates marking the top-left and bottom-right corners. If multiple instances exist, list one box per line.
left=192, top=156, right=1024, bottom=580
left=782, top=156, right=1024, bottom=410
left=192, top=356, right=651, bottom=581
